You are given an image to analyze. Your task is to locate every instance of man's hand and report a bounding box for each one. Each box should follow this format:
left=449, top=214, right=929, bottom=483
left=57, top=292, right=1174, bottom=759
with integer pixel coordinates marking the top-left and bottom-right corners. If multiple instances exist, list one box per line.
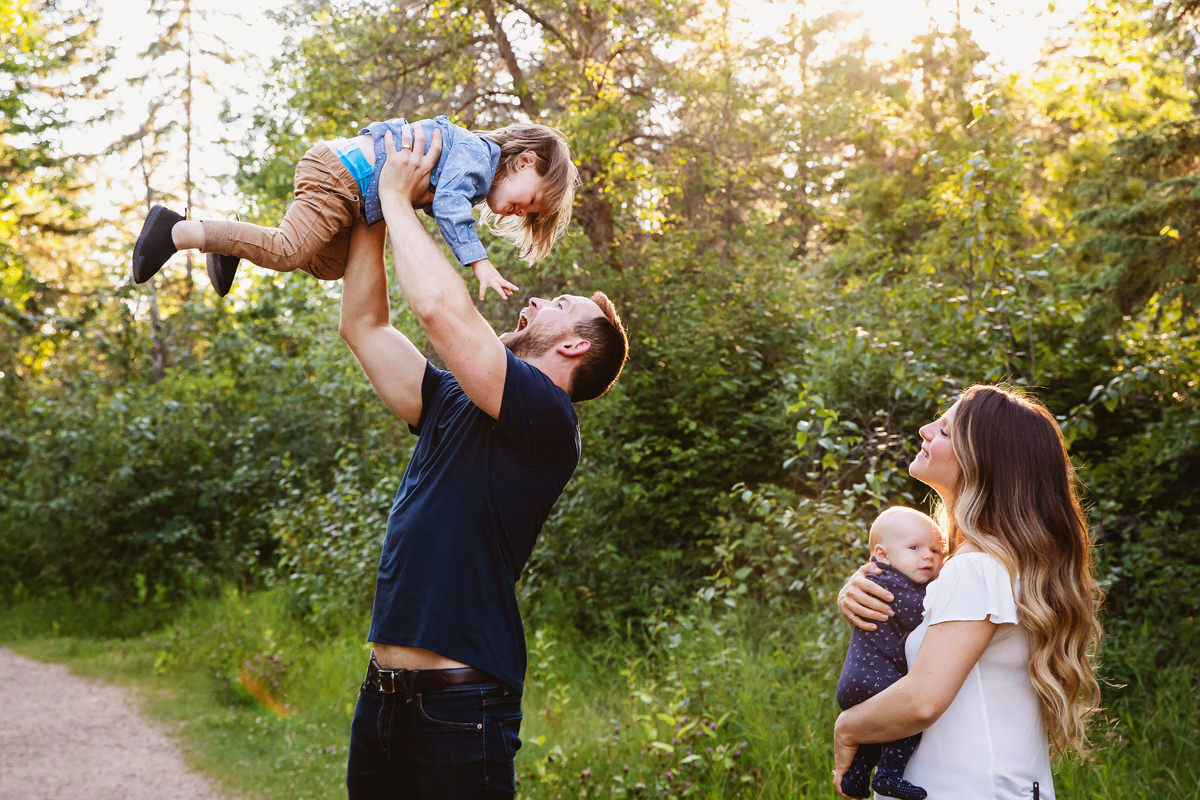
left=379, top=124, right=442, bottom=207
left=470, top=258, right=519, bottom=301
left=377, top=122, right=509, bottom=420
left=837, top=561, right=894, bottom=631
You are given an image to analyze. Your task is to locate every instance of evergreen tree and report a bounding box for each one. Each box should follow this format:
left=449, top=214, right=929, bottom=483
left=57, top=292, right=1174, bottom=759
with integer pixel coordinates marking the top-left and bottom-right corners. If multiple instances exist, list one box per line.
left=128, top=0, right=240, bottom=379
left=0, top=0, right=112, bottom=401
left=1075, top=118, right=1200, bottom=325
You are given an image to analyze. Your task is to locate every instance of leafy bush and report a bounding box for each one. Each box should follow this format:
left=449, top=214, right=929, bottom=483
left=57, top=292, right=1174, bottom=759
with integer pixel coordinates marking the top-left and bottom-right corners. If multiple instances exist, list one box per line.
left=0, top=280, right=406, bottom=604
left=270, top=442, right=408, bottom=631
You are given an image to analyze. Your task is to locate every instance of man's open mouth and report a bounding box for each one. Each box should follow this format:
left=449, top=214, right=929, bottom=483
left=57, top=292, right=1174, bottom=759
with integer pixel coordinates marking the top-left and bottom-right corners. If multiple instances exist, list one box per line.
left=516, top=312, right=528, bottom=331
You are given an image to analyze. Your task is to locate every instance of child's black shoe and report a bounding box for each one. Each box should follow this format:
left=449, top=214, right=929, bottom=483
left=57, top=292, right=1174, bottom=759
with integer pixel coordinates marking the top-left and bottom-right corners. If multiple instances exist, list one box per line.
left=132, top=205, right=184, bottom=283
left=206, top=253, right=240, bottom=297
left=871, top=775, right=927, bottom=800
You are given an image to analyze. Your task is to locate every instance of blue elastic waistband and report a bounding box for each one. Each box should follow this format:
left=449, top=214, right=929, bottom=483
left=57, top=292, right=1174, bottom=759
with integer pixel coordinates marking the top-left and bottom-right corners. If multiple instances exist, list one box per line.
left=331, top=140, right=374, bottom=199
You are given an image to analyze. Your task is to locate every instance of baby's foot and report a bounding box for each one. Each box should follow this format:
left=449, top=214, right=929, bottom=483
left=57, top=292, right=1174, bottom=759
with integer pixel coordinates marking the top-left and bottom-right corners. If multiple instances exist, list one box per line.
left=132, top=205, right=184, bottom=283
left=871, top=774, right=927, bottom=800
left=839, top=763, right=873, bottom=798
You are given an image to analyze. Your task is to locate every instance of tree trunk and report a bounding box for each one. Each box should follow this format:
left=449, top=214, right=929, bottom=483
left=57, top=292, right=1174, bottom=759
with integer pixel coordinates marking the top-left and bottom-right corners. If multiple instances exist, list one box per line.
left=140, top=134, right=168, bottom=384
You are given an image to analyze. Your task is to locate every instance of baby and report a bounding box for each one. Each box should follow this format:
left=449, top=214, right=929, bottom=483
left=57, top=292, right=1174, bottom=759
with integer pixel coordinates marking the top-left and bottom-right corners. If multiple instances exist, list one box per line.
left=835, top=506, right=944, bottom=800
left=133, top=116, right=577, bottom=300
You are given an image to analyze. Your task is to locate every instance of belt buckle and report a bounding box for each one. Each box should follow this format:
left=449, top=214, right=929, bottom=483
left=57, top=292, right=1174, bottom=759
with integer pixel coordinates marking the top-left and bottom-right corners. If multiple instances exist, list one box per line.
left=377, top=667, right=397, bottom=694
left=375, top=665, right=417, bottom=697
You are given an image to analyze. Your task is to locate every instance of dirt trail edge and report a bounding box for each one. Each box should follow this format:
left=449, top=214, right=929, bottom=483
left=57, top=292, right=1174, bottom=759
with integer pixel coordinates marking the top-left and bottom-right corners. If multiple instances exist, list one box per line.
left=0, top=647, right=239, bottom=800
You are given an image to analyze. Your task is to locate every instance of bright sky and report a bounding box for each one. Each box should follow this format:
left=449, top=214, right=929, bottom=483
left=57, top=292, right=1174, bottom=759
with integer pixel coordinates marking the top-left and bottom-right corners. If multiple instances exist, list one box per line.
left=734, top=0, right=1088, bottom=72
left=87, top=0, right=286, bottom=218
left=80, top=0, right=1087, bottom=221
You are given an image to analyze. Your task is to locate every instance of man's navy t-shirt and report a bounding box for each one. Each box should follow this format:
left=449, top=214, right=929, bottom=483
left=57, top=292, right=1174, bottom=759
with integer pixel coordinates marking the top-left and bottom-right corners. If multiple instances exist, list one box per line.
left=367, top=348, right=579, bottom=693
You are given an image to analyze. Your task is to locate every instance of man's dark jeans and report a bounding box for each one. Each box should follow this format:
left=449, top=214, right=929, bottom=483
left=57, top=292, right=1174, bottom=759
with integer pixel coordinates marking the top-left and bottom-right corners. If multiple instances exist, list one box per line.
left=346, top=673, right=523, bottom=799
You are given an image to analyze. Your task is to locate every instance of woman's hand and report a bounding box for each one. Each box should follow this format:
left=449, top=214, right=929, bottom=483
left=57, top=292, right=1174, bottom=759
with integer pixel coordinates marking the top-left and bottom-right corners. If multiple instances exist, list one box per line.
left=838, top=561, right=894, bottom=631
left=832, top=711, right=859, bottom=798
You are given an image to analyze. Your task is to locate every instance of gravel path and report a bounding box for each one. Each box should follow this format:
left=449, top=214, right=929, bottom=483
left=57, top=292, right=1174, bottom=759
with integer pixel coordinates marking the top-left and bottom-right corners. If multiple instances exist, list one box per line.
left=0, top=647, right=238, bottom=800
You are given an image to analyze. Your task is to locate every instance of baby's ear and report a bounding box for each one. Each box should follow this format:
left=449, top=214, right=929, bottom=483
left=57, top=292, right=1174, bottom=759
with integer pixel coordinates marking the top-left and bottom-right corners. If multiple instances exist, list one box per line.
left=871, top=544, right=889, bottom=563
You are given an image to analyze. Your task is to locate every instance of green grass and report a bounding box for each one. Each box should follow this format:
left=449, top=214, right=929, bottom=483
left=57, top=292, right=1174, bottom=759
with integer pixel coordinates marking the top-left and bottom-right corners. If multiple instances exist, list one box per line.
left=1, top=589, right=357, bottom=800
left=1055, top=661, right=1200, bottom=798
left=2, top=590, right=1196, bottom=799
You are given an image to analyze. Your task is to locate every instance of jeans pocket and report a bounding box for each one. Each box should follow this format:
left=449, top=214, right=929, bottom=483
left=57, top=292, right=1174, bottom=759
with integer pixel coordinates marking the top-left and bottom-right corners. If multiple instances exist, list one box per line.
left=416, top=689, right=485, bottom=731
left=408, top=689, right=487, bottom=794
left=499, top=712, right=522, bottom=763
left=483, top=693, right=523, bottom=791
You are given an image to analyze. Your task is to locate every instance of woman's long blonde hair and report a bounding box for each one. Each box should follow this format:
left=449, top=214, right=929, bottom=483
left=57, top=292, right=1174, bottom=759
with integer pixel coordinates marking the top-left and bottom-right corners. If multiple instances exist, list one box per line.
left=935, top=384, right=1103, bottom=759
left=476, top=123, right=579, bottom=263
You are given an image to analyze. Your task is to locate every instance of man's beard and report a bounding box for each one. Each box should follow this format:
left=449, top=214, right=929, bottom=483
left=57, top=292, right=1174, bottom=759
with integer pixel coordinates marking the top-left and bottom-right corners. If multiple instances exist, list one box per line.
left=503, top=326, right=558, bottom=360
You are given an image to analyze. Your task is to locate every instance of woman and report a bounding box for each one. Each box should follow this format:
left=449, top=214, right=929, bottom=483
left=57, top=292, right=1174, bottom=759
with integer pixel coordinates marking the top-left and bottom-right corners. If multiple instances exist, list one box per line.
left=833, top=385, right=1103, bottom=799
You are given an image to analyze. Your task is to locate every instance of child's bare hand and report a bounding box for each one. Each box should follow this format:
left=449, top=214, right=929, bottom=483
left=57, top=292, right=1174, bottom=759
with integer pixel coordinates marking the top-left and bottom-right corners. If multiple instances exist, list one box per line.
left=471, top=259, right=519, bottom=301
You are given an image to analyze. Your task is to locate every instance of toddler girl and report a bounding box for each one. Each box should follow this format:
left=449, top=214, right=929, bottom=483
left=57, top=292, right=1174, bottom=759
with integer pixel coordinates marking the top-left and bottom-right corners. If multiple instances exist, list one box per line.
left=132, top=116, right=578, bottom=300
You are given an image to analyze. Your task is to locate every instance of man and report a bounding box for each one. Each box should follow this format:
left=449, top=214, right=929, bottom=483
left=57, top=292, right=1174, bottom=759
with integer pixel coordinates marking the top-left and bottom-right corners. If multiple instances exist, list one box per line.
left=337, top=124, right=627, bottom=799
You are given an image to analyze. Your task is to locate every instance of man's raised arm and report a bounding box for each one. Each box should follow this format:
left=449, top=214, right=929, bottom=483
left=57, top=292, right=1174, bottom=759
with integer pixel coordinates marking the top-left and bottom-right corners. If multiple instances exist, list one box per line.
left=337, top=217, right=428, bottom=427
left=376, top=125, right=508, bottom=420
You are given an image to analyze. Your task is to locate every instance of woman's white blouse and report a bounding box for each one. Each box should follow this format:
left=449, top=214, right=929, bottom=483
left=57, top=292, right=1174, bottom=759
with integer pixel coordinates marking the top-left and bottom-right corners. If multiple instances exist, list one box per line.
left=876, top=552, right=1055, bottom=800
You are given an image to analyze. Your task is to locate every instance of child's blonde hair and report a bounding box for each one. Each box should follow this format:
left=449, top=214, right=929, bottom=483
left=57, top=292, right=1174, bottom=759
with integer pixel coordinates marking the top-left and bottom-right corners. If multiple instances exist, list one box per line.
left=477, top=123, right=579, bottom=263
left=868, top=506, right=942, bottom=552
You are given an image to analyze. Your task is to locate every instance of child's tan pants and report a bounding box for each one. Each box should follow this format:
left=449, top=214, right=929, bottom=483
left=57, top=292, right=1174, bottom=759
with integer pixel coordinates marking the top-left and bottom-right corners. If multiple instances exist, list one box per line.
left=201, top=143, right=364, bottom=280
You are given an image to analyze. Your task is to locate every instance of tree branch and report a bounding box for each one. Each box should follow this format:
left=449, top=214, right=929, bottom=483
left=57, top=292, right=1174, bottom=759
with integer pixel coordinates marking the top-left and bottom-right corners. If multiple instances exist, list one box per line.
left=476, top=0, right=540, bottom=119
left=503, top=0, right=578, bottom=59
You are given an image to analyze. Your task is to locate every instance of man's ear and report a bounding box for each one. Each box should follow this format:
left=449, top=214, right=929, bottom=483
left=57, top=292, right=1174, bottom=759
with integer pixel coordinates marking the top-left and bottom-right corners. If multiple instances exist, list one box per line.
left=556, top=338, right=591, bottom=359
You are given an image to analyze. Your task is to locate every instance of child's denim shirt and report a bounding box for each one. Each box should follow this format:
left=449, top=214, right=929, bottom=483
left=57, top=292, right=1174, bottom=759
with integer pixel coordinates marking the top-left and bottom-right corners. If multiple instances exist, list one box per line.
left=360, top=116, right=501, bottom=266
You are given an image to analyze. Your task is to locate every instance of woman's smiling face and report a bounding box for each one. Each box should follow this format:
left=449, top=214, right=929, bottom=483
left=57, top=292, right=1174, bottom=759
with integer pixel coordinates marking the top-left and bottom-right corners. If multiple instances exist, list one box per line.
left=910, top=401, right=961, bottom=499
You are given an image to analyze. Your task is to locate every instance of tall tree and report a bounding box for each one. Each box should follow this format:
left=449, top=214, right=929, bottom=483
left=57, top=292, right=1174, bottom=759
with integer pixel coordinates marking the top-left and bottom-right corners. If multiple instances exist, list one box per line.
left=0, top=0, right=112, bottom=400
left=1075, top=118, right=1200, bottom=325
left=251, top=0, right=703, bottom=272
left=1030, top=0, right=1198, bottom=326
left=129, top=0, right=238, bottom=379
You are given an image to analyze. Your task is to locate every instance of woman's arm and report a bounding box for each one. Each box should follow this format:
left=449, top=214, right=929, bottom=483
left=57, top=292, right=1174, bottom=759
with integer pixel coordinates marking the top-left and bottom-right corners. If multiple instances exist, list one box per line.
left=832, top=619, right=998, bottom=797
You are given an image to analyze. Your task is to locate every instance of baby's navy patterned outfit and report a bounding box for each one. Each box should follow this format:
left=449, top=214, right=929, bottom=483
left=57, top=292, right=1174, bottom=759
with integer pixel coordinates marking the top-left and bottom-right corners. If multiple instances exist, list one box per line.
left=835, top=559, right=929, bottom=800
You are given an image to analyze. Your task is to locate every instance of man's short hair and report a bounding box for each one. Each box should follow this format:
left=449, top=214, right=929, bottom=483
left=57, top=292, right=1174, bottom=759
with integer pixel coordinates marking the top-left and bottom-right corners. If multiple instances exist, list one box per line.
left=569, top=291, right=628, bottom=402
